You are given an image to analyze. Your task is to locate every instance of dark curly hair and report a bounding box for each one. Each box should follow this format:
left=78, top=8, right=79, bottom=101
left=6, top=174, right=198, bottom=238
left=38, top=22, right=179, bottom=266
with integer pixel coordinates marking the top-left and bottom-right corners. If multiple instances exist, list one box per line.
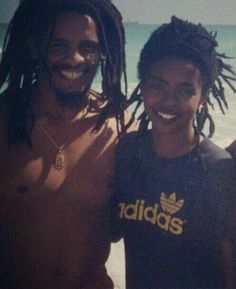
left=0, top=0, right=127, bottom=147
left=128, top=16, right=236, bottom=137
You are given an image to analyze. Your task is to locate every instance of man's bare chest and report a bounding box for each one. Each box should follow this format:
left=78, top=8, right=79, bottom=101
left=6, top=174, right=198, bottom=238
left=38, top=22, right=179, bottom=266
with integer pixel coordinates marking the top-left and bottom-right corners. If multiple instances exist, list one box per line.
left=0, top=137, right=115, bottom=221
left=0, top=144, right=113, bottom=289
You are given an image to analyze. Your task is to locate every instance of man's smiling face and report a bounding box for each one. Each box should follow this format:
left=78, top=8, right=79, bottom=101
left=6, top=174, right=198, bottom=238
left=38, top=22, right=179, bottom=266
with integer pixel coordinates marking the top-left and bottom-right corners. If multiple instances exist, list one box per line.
left=38, top=11, right=100, bottom=108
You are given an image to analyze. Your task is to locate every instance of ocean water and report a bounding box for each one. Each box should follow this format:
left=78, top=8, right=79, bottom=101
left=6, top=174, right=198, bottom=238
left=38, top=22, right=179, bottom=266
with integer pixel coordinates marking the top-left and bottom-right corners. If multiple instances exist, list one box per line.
left=1, top=23, right=236, bottom=147
left=0, top=23, right=236, bottom=289
left=123, top=24, right=236, bottom=148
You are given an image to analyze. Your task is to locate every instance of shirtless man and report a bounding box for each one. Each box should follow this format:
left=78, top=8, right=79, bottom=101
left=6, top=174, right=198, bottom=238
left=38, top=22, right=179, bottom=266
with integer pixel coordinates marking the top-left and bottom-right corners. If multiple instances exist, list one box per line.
left=0, top=0, right=127, bottom=288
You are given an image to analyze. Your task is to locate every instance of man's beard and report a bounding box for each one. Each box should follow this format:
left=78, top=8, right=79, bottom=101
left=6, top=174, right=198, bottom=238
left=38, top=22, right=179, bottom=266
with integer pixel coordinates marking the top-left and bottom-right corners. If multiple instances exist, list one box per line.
left=42, top=62, right=96, bottom=109
left=53, top=86, right=90, bottom=109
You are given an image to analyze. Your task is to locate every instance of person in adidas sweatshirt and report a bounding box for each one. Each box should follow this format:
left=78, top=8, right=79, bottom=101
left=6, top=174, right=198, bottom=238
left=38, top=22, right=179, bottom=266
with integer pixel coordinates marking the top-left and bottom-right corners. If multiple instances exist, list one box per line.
left=113, top=16, right=236, bottom=289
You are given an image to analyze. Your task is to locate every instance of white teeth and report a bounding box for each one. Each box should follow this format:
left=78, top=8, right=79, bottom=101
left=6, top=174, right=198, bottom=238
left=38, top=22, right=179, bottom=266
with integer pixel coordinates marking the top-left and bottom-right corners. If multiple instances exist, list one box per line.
left=158, top=112, right=176, bottom=120
left=60, top=70, right=82, bottom=80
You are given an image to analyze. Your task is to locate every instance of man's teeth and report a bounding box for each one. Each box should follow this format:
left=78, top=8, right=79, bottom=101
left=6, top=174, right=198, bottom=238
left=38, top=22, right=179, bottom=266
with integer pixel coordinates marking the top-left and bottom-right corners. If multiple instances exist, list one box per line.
left=60, top=70, right=82, bottom=80
left=158, top=112, right=176, bottom=120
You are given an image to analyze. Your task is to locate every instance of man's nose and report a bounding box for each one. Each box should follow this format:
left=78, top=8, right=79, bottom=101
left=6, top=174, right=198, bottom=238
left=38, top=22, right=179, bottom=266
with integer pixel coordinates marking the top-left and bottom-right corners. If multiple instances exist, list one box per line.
left=67, top=49, right=85, bottom=65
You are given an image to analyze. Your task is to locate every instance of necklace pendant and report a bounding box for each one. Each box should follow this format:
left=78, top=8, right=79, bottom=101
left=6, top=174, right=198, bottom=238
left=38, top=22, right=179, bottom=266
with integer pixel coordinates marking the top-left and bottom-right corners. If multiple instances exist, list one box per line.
left=54, top=150, right=64, bottom=171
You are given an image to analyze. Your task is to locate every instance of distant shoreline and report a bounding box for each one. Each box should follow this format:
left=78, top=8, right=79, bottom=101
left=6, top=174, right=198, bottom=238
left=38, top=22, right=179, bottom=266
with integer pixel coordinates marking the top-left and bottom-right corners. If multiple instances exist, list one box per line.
left=124, top=22, right=236, bottom=27
left=0, top=22, right=236, bottom=27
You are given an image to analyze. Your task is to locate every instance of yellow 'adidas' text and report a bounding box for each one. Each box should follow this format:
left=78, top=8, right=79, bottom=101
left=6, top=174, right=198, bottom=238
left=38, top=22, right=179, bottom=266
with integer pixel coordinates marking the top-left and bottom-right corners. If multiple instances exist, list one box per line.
left=119, top=199, right=184, bottom=236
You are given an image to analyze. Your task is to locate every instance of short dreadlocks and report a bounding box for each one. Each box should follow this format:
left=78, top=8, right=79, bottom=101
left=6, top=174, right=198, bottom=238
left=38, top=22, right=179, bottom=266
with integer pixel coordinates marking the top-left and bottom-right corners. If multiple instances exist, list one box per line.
left=0, top=0, right=127, bottom=147
left=128, top=16, right=236, bottom=137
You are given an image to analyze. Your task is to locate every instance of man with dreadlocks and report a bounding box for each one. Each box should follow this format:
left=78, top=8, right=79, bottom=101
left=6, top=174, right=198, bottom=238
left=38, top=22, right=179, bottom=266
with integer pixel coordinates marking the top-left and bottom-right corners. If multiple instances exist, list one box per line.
left=114, top=16, right=236, bottom=289
left=0, top=0, right=127, bottom=288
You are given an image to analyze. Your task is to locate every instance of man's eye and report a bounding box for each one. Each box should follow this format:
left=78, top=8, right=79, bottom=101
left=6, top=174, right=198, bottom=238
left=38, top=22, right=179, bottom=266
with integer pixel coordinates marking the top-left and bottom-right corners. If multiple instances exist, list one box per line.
left=81, top=47, right=99, bottom=56
left=80, top=42, right=100, bottom=53
left=50, top=42, right=67, bottom=51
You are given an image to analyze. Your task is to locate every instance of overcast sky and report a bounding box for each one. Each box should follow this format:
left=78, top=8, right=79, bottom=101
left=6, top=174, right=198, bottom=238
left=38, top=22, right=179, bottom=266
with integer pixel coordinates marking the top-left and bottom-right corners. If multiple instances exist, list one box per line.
left=1, top=0, right=236, bottom=25
left=114, top=0, right=236, bottom=25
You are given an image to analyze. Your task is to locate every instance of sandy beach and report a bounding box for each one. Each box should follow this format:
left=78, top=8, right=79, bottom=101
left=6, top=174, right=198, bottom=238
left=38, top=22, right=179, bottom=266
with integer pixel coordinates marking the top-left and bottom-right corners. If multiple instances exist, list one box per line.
left=106, top=240, right=125, bottom=289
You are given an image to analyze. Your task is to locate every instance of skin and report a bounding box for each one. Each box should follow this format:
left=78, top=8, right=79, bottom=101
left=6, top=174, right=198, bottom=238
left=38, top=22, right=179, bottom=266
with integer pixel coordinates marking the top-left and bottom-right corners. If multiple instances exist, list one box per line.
left=141, top=56, right=235, bottom=287
left=0, top=12, right=118, bottom=289
left=141, top=57, right=207, bottom=158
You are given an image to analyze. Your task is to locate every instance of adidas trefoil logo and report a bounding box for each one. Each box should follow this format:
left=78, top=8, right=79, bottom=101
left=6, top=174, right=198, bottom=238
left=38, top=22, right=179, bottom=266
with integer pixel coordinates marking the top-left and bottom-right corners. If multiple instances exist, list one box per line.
left=119, top=192, right=185, bottom=236
left=160, top=193, right=184, bottom=214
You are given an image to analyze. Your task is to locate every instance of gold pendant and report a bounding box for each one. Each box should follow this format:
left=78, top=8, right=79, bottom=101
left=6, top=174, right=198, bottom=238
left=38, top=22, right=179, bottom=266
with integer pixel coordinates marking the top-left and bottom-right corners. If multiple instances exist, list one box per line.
left=54, top=150, right=64, bottom=171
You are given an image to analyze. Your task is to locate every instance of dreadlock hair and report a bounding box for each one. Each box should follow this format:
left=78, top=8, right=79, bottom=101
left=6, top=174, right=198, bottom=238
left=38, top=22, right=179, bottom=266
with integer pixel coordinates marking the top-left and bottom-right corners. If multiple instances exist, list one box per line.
left=0, top=0, right=127, bottom=147
left=128, top=15, right=236, bottom=138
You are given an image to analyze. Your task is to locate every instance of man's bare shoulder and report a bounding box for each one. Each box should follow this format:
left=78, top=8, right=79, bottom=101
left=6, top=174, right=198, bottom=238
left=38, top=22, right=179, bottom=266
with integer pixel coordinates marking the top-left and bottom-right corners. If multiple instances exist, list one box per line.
left=124, top=108, right=138, bottom=133
left=88, top=90, right=137, bottom=140
left=100, top=110, right=138, bottom=148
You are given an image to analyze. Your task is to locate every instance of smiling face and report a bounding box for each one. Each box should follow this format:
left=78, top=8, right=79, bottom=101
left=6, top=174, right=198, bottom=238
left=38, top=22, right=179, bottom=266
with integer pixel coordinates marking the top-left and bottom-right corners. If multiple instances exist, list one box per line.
left=141, top=57, right=206, bottom=135
left=37, top=11, right=100, bottom=108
